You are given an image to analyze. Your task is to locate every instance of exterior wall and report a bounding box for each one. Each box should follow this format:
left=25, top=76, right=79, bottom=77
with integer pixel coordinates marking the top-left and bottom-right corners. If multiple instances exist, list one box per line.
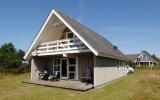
left=94, top=56, right=128, bottom=87
left=59, top=27, right=70, bottom=39
left=31, top=57, right=45, bottom=80
left=31, top=57, right=53, bottom=80
left=30, top=53, right=93, bottom=81
left=138, top=52, right=152, bottom=62
left=77, top=53, right=94, bottom=80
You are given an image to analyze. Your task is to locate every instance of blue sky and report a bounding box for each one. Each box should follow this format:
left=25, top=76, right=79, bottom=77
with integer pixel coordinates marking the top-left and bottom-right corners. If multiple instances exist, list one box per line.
left=0, top=0, right=160, bottom=57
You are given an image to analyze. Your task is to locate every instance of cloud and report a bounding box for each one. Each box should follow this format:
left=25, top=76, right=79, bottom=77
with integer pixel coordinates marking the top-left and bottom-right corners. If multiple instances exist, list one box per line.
left=78, top=0, right=85, bottom=22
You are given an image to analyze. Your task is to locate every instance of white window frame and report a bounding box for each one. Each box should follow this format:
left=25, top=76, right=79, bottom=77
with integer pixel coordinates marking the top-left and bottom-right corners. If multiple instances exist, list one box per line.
left=53, top=58, right=61, bottom=74
left=66, top=31, right=76, bottom=39
left=53, top=57, right=78, bottom=80
left=68, top=57, right=78, bottom=80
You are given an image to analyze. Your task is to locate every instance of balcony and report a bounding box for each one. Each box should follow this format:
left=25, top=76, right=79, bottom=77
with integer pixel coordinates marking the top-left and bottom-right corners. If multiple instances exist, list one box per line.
left=32, top=38, right=90, bottom=56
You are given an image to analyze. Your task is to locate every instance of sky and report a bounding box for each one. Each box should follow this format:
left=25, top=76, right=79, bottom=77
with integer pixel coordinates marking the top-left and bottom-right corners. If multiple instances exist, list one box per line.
left=0, top=0, right=160, bottom=57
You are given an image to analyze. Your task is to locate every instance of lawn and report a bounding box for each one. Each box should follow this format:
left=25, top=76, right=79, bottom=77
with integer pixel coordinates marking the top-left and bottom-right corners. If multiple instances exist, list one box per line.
left=0, top=67, right=160, bottom=100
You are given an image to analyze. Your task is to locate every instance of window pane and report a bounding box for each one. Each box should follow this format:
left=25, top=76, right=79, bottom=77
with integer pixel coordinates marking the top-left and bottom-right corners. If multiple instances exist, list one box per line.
left=54, top=59, right=60, bottom=65
left=69, top=58, right=76, bottom=65
left=69, top=66, right=76, bottom=71
left=54, top=66, right=60, bottom=71
left=68, top=32, right=73, bottom=38
left=69, top=73, right=75, bottom=79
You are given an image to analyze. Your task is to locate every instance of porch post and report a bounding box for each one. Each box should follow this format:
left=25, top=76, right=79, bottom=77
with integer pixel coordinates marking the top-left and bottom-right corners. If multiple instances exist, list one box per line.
left=139, top=62, right=141, bottom=66
left=149, top=61, right=150, bottom=66
left=93, top=55, right=96, bottom=87
left=151, top=62, right=154, bottom=67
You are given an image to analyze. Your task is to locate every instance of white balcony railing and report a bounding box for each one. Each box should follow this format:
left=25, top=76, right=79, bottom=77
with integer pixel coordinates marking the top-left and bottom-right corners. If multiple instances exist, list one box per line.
left=33, top=38, right=89, bottom=56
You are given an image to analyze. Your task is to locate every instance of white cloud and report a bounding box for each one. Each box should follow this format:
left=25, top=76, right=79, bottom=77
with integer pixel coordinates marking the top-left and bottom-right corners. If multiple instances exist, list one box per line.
left=77, top=0, right=85, bottom=22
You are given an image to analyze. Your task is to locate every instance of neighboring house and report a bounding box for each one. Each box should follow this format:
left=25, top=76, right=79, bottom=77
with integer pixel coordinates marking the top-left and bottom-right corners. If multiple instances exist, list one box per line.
left=24, top=9, right=128, bottom=88
left=126, top=50, right=158, bottom=66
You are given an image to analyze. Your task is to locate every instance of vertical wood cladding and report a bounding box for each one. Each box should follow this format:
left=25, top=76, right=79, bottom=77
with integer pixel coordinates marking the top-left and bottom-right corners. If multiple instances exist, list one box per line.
left=78, top=53, right=94, bottom=80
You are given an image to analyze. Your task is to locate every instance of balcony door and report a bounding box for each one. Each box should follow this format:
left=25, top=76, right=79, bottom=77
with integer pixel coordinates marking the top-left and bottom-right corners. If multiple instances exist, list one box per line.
left=53, top=58, right=78, bottom=80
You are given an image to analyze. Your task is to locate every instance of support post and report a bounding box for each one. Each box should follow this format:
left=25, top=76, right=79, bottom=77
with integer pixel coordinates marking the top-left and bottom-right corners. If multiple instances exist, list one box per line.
left=139, top=62, right=140, bottom=66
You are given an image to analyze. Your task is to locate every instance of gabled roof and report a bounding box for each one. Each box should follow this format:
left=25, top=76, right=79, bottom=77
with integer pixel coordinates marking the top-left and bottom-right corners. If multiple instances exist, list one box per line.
left=139, top=50, right=157, bottom=63
left=126, top=50, right=157, bottom=63
left=126, top=54, right=139, bottom=62
left=24, top=9, right=127, bottom=60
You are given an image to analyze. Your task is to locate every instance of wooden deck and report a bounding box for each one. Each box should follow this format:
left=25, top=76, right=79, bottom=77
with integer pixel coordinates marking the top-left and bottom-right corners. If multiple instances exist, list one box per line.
left=23, top=80, right=93, bottom=91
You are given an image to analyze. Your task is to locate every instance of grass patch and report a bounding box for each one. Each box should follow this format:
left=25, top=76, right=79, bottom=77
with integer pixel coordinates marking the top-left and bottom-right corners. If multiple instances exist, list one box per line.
left=135, top=65, right=160, bottom=70
left=0, top=68, right=160, bottom=100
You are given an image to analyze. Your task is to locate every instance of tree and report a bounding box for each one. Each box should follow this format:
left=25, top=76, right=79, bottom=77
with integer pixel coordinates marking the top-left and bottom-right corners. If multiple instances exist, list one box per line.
left=152, top=54, right=160, bottom=62
left=16, top=49, right=25, bottom=67
left=0, top=42, right=25, bottom=72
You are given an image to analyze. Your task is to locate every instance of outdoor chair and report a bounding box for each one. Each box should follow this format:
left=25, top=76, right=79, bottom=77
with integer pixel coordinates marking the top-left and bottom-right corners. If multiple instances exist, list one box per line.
left=39, top=68, right=49, bottom=80
left=48, top=70, right=59, bottom=81
left=81, top=68, right=92, bottom=84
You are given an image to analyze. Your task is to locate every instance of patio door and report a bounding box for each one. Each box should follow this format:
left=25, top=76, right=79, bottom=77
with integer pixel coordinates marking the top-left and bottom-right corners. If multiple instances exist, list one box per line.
left=53, top=58, right=77, bottom=80
left=61, top=59, right=68, bottom=79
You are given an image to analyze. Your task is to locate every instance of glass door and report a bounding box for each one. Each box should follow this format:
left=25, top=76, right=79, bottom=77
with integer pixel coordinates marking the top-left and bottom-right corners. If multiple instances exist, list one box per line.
left=54, top=58, right=77, bottom=80
left=61, top=59, right=68, bottom=79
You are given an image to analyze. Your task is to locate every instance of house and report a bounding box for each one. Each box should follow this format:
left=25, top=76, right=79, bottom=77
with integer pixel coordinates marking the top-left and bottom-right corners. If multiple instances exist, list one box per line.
left=24, top=9, right=128, bottom=89
left=126, top=50, right=158, bottom=66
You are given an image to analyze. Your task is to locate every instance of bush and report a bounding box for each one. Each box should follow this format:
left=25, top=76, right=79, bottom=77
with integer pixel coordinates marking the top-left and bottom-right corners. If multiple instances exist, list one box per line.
left=127, top=60, right=136, bottom=69
left=23, top=63, right=30, bottom=73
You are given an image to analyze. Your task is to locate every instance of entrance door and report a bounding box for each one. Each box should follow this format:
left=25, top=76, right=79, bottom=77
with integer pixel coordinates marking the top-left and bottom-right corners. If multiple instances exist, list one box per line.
left=61, top=59, right=68, bottom=79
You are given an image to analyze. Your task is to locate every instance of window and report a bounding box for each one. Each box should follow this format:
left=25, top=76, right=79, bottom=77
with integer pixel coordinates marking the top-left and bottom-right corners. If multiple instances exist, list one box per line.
left=67, top=32, right=74, bottom=39
left=141, top=55, right=143, bottom=59
left=54, top=59, right=60, bottom=65
left=68, top=58, right=76, bottom=79
left=53, top=59, right=60, bottom=73
left=69, top=58, right=76, bottom=65
left=68, top=66, right=76, bottom=79
left=54, top=66, right=60, bottom=71
left=69, top=66, right=76, bottom=72
left=69, top=73, right=75, bottom=79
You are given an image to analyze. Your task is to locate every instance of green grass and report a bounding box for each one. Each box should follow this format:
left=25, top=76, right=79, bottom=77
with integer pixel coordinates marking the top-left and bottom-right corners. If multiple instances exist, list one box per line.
left=0, top=67, right=160, bottom=100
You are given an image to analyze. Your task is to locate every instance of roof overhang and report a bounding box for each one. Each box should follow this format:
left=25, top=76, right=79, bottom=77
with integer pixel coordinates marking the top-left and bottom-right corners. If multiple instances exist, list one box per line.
left=24, top=9, right=99, bottom=60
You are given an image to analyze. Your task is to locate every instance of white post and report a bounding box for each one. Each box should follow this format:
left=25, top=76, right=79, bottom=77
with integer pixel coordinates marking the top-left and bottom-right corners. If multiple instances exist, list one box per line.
left=151, top=62, right=154, bottom=67
left=149, top=61, right=150, bottom=66
left=68, top=40, right=70, bottom=50
left=150, top=63, right=153, bottom=76
left=46, top=44, right=48, bottom=54
left=57, top=41, right=59, bottom=52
